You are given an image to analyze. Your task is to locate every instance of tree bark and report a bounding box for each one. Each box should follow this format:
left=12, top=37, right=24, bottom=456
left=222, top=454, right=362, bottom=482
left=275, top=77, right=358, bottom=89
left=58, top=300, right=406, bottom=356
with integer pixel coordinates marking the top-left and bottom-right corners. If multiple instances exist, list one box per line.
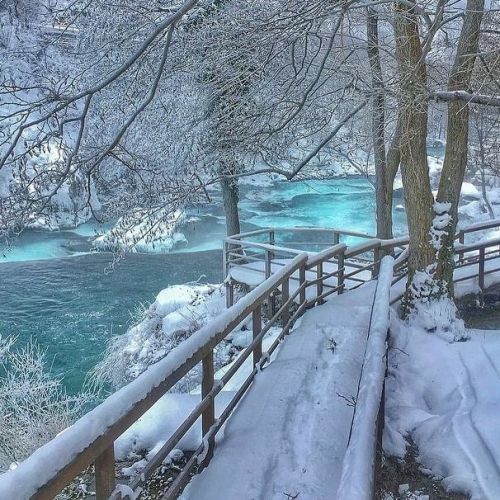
left=367, top=8, right=394, bottom=242
left=394, top=2, right=435, bottom=304
left=220, top=171, right=241, bottom=237
left=435, top=0, right=485, bottom=294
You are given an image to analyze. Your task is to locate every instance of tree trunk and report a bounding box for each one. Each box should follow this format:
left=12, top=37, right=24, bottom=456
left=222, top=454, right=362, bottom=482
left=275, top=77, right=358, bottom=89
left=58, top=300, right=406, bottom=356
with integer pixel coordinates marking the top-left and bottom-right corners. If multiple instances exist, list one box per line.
left=435, top=0, right=485, bottom=294
left=367, top=8, right=394, bottom=242
left=220, top=171, right=241, bottom=237
left=394, top=1, right=435, bottom=309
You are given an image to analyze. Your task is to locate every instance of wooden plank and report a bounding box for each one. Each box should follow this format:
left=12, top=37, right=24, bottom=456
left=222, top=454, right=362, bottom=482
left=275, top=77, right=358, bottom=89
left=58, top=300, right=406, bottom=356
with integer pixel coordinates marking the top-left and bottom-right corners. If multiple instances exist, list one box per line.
left=200, top=350, right=215, bottom=468
left=458, top=231, right=465, bottom=263
left=337, top=250, right=345, bottom=294
left=265, top=250, right=271, bottom=279
left=252, top=305, right=263, bottom=367
left=95, top=445, right=115, bottom=500
left=316, top=262, right=324, bottom=304
left=226, top=282, right=234, bottom=308
left=297, top=263, right=305, bottom=304
left=479, top=247, right=485, bottom=290
left=282, top=279, right=290, bottom=330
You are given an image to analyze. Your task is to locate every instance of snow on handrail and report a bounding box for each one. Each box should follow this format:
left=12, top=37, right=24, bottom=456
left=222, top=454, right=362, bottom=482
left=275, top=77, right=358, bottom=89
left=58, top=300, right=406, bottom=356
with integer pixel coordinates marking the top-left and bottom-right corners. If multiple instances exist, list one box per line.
left=460, top=218, right=500, bottom=234
left=228, top=226, right=374, bottom=240
left=225, top=237, right=303, bottom=255
left=344, top=239, right=381, bottom=258
left=0, top=254, right=308, bottom=500
left=456, top=236, right=500, bottom=253
left=306, top=243, right=346, bottom=268
left=336, top=256, right=394, bottom=500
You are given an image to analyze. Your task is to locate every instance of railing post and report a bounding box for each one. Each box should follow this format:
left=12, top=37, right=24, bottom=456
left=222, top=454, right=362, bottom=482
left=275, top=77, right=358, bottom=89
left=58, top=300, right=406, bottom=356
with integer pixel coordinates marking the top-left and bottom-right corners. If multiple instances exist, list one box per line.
left=479, top=247, right=485, bottom=291
left=225, top=281, right=234, bottom=309
left=299, top=262, right=306, bottom=305
left=317, top=262, right=324, bottom=304
left=333, top=231, right=340, bottom=245
left=282, top=278, right=290, bottom=332
left=252, top=305, right=262, bottom=367
left=223, top=240, right=228, bottom=282
left=201, top=350, right=215, bottom=468
left=264, top=249, right=277, bottom=314
left=269, top=229, right=275, bottom=247
left=95, top=445, right=115, bottom=500
left=459, top=231, right=465, bottom=263
left=337, top=248, right=345, bottom=294
left=265, top=249, right=271, bottom=279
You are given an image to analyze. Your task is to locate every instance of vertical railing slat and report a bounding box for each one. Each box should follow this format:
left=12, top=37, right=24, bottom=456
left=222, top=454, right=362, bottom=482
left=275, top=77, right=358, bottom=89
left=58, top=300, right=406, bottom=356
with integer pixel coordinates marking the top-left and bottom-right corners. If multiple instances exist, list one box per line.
left=201, top=350, right=215, bottom=468
left=459, top=231, right=465, bottom=263
left=337, top=248, right=345, bottom=294
left=265, top=249, right=271, bottom=279
left=252, top=305, right=263, bottom=367
left=282, top=278, right=290, bottom=331
left=299, top=263, right=306, bottom=304
left=373, top=247, right=380, bottom=278
left=95, top=445, right=115, bottom=500
left=317, top=262, right=324, bottom=304
left=479, top=247, right=485, bottom=291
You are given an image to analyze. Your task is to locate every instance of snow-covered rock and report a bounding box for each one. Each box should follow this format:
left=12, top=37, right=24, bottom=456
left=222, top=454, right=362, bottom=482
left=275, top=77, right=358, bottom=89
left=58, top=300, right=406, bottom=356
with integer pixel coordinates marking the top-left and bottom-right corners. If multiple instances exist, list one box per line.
left=93, top=283, right=230, bottom=388
left=460, top=182, right=481, bottom=201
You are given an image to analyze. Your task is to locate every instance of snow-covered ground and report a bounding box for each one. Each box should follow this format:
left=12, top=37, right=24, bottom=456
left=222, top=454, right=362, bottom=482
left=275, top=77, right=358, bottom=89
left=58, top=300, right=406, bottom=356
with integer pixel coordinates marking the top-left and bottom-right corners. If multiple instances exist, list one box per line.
left=384, top=259, right=500, bottom=499
left=385, top=320, right=500, bottom=499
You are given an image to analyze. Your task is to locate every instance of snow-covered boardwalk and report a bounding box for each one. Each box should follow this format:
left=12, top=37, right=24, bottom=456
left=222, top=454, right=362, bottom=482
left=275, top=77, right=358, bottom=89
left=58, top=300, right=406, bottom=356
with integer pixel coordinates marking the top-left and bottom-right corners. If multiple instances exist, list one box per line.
left=1, top=222, right=500, bottom=500
left=184, top=284, right=377, bottom=500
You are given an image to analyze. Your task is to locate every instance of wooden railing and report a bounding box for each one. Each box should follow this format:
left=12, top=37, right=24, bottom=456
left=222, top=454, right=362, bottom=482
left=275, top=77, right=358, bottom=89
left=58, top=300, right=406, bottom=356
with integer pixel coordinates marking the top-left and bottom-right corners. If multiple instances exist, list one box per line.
left=0, top=254, right=313, bottom=500
left=1, top=238, right=376, bottom=500
left=390, top=222, right=500, bottom=305
left=224, top=227, right=408, bottom=307
left=3, top=221, right=500, bottom=500
left=337, top=256, right=394, bottom=500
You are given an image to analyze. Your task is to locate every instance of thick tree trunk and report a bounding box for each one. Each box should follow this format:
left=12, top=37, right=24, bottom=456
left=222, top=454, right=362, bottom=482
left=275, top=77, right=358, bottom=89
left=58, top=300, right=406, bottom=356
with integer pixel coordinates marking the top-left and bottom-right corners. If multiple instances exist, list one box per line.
left=220, top=171, right=241, bottom=237
left=394, top=1, right=435, bottom=309
left=367, top=8, right=394, bottom=242
left=435, top=0, right=485, bottom=294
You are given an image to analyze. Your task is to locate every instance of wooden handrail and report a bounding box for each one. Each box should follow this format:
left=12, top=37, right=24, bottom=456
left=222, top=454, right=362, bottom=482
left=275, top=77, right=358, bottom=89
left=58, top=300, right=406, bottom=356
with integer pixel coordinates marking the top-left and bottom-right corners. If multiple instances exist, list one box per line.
left=5, top=220, right=500, bottom=500
left=344, top=240, right=381, bottom=259
left=455, top=236, right=500, bottom=254
left=459, top=218, right=500, bottom=234
left=225, top=238, right=304, bottom=256
left=306, top=243, right=346, bottom=268
left=0, top=254, right=309, bottom=500
left=228, top=226, right=374, bottom=241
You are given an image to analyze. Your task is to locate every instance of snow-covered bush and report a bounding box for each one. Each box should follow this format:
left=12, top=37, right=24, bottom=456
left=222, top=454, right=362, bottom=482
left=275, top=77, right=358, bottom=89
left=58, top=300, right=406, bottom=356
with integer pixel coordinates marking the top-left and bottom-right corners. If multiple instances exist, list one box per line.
left=91, top=283, right=246, bottom=392
left=0, top=338, right=94, bottom=472
left=93, top=208, right=186, bottom=253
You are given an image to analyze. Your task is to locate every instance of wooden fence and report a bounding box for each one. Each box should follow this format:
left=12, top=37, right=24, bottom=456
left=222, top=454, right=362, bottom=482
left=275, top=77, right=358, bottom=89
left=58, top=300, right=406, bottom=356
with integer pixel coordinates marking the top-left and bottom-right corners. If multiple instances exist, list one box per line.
left=2, top=220, right=500, bottom=500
